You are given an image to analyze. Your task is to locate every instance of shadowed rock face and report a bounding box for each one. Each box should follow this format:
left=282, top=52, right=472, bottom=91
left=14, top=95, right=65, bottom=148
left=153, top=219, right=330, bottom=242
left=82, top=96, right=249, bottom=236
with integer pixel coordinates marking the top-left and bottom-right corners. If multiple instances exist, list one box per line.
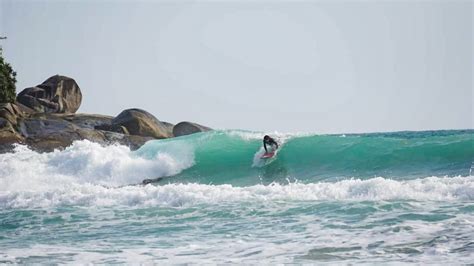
left=16, top=75, right=82, bottom=113
left=173, top=121, right=211, bottom=137
left=111, top=108, right=171, bottom=139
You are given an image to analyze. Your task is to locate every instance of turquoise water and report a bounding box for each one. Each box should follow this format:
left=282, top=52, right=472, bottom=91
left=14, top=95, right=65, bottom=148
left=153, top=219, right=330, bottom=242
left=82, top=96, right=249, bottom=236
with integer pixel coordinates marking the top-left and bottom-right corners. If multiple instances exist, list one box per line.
left=1, top=130, right=473, bottom=263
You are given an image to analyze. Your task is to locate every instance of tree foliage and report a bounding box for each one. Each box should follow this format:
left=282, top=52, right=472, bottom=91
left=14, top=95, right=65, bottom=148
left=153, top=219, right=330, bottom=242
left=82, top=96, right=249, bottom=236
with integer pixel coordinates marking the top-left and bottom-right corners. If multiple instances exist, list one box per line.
left=0, top=47, right=17, bottom=103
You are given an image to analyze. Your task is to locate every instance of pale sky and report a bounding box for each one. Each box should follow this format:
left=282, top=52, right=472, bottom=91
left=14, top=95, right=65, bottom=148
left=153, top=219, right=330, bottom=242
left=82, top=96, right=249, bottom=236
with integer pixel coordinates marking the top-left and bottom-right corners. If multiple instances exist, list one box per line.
left=0, top=0, right=472, bottom=133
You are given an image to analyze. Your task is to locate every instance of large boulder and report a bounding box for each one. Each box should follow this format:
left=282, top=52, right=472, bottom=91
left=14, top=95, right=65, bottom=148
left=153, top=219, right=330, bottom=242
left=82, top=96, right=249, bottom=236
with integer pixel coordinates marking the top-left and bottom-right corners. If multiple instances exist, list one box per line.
left=16, top=75, right=82, bottom=113
left=111, top=109, right=171, bottom=139
left=173, top=121, right=211, bottom=137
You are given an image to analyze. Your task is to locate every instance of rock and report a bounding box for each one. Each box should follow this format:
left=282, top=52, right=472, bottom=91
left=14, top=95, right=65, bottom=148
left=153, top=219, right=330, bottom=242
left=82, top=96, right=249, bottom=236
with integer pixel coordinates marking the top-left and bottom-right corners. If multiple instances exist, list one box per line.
left=1, top=74, right=188, bottom=153
left=0, top=103, right=23, bottom=126
left=16, top=113, right=153, bottom=152
left=16, top=75, right=82, bottom=113
left=15, top=102, right=36, bottom=114
left=161, top=121, right=175, bottom=137
left=0, top=118, right=8, bottom=129
left=0, top=104, right=25, bottom=152
left=0, top=118, right=24, bottom=151
left=0, top=109, right=156, bottom=153
left=61, top=113, right=114, bottom=129
left=18, top=114, right=106, bottom=152
left=1, top=74, right=215, bottom=153
left=95, top=124, right=129, bottom=135
left=173, top=121, right=211, bottom=137
left=111, top=108, right=171, bottom=139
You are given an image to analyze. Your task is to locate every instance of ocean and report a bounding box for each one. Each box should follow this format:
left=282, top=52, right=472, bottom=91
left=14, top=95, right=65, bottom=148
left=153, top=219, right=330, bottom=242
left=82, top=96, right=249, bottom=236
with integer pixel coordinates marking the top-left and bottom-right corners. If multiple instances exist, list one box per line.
left=0, top=129, right=473, bottom=263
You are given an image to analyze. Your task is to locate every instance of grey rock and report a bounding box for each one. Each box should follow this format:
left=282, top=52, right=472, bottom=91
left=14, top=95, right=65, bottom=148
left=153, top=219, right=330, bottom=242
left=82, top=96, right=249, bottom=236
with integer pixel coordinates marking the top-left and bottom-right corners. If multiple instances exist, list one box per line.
left=1, top=75, right=214, bottom=153
left=18, top=114, right=105, bottom=152
left=16, top=75, right=82, bottom=113
left=173, top=121, right=211, bottom=137
left=111, top=108, right=171, bottom=139
left=61, top=113, right=114, bottom=129
left=9, top=113, right=152, bottom=152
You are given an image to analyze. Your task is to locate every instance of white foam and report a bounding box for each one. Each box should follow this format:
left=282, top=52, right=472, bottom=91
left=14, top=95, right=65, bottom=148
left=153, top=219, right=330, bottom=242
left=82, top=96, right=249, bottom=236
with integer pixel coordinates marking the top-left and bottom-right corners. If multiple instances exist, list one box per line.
left=0, top=140, right=194, bottom=191
left=1, top=175, right=472, bottom=209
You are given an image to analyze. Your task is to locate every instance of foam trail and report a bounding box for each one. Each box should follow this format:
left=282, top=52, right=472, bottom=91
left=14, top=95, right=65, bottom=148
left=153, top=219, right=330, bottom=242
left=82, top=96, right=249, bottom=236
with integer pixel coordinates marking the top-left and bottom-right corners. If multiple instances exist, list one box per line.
left=1, top=176, right=472, bottom=209
left=252, top=147, right=268, bottom=167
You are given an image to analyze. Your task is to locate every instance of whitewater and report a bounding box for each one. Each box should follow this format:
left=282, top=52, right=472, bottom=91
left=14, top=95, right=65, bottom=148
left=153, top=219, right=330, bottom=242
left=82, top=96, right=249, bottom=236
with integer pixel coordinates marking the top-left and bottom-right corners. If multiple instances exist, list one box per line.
left=1, top=129, right=473, bottom=263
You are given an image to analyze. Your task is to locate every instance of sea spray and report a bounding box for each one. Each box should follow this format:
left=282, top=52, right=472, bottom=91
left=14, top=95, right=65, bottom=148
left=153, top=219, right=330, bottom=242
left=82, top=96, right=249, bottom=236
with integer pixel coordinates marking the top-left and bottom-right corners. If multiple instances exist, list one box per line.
left=0, top=140, right=194, bottom=190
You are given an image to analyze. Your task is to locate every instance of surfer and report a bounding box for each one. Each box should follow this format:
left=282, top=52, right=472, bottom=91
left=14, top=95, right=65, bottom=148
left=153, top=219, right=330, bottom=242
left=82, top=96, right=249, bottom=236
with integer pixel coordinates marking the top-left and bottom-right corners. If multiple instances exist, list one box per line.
left=263, top=135, right=279, bottom=153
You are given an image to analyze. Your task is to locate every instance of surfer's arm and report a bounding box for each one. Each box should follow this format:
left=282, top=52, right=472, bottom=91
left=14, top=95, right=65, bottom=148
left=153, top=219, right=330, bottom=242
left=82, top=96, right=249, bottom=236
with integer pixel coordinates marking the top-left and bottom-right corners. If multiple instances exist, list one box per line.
left=263, top=141, right=268, bottom=152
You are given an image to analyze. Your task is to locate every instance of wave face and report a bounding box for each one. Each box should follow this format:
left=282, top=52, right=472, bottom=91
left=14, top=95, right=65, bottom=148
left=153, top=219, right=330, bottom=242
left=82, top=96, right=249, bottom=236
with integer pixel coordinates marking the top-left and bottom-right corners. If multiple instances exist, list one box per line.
left=137, top=129, right=474, bottom=185
left=0, top=129, right=473, bottom=263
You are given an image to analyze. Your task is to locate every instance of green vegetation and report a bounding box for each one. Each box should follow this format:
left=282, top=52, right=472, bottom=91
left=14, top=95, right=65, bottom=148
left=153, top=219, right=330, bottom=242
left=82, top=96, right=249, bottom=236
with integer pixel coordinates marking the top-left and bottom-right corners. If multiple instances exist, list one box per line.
left=0, top=46, right=17, bottom=103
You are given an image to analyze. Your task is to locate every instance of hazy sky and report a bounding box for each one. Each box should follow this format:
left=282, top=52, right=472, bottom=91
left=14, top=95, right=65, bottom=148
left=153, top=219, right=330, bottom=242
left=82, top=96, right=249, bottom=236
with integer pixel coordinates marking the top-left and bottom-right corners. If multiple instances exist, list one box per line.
left=1, top=0, right=472, bottom=133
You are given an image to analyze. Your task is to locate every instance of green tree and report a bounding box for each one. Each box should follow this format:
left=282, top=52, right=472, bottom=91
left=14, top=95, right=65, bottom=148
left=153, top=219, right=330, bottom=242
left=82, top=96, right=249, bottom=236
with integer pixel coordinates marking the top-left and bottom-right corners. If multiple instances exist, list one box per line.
left=0, top=46, right=17, bottom=103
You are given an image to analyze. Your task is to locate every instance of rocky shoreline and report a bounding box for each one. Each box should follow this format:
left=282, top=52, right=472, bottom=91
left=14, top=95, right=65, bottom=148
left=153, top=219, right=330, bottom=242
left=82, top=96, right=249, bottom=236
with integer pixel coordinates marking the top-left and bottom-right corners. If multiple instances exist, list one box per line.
left=0, top=75, right=211, bottom=153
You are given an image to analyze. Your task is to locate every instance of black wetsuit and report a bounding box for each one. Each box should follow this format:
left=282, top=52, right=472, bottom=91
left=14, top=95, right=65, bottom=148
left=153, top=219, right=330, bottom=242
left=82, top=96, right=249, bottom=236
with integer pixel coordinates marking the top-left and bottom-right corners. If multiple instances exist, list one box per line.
left=263, top=137, right=279, bottom=153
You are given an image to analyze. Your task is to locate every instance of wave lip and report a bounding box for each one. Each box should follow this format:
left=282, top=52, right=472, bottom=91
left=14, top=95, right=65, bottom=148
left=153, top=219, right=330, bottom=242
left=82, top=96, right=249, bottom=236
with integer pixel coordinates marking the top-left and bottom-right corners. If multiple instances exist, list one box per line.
left=1, top=176, right=472, bottom=209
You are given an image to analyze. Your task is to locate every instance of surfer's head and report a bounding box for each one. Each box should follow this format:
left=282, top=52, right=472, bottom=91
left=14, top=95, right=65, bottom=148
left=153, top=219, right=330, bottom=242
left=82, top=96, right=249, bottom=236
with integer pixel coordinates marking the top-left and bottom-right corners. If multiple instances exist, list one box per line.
left=264, top=135, right=270, bottom=141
